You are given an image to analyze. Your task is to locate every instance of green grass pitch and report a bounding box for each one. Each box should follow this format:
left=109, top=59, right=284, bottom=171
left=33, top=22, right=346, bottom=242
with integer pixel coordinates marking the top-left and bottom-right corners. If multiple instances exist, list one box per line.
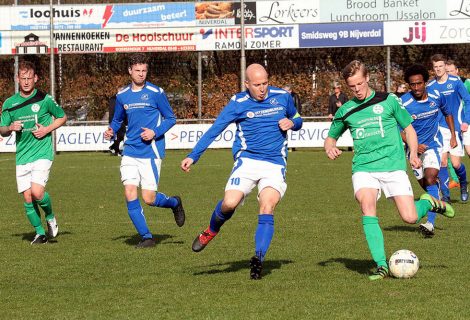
left=0, top=150, right=469, bottom=319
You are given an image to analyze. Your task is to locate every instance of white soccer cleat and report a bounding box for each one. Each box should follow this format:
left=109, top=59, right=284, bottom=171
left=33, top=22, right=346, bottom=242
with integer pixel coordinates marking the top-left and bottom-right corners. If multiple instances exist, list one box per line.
left=46, top=217, right=59, bottom=238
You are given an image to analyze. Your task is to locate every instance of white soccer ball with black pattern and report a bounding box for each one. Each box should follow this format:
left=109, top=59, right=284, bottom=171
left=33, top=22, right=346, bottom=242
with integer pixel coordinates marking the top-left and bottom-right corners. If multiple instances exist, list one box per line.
left=389, top=249, right=419, bottom=279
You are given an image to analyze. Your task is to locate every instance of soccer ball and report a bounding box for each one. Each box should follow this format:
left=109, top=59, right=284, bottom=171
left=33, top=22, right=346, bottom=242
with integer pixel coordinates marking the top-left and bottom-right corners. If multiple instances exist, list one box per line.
left=389, top=249, right=419, bottom=279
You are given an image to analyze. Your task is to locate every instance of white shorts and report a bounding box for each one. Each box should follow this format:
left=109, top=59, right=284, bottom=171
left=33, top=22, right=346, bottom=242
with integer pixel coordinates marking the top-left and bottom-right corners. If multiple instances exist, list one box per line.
left=120, top=156, right=161, bottom=191
left=462, top=130, right=470, bottom=146
left=352, top=170, right=413, bottom=200
left=225, top=157, right=287, bottom=198
left=440, top=127, right=464, bottom=156
left=411, top=148, right=441, bottom=180
left=16, top=159, right=53, bottom=193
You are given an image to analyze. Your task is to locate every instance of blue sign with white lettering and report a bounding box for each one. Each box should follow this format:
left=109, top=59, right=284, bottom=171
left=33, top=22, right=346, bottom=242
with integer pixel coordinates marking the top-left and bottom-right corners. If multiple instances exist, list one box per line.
left=299, top=22, right=384, bottom=48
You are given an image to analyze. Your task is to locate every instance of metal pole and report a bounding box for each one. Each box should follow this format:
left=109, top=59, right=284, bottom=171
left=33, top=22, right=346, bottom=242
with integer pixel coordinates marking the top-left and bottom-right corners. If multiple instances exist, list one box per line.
left=240, top=0, right=246, bottom=90
left=386, top=46, right=391, bottom=92
left=14, top=0, right=18, bottom=93
left=197, top=52, right=202, bottom=121
left=50, top=0, right=55, bottom=98
left=50, top=0, right=56, bottom=154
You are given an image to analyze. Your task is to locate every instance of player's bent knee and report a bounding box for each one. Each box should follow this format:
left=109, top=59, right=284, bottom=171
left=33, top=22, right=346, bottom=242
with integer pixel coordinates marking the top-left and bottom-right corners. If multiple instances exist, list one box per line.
left=401, top=214, right=417, bottom=224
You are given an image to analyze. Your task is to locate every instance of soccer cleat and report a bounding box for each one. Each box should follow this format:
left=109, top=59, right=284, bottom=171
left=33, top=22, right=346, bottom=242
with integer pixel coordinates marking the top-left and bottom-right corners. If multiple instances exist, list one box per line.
left=368, top=266, right=388, bottom=281
left=420, top=194, right=455, bottom=218
left=192, top=228, right=217, bottom=252
left=135, top=238, right=156, bottom=249
left=46, top=217, right=59, bottom=238
left=419, top=221, right=435, bottom=238
left=448, top=180, right=460, bottom=189
left=172, top=196, right=185, bottom=227
left=250, top=256, right=263, bottom=280
left=31, top=234, right=48, bottom=245
left=460, top=183, right=468, bottom=202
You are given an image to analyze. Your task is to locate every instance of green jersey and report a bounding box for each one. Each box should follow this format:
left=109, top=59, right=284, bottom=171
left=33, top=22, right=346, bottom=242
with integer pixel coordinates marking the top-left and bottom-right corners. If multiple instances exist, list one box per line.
left=328, top=91, right=412, bottom=174
left=1, top=89, right=65, bottom=165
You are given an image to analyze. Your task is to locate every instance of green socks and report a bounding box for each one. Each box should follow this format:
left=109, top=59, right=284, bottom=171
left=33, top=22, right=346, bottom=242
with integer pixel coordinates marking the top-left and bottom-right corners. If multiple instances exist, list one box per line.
left=36, top=192, right=55, bottom=221
left=362, top=216, right=387, bottom=268
left=414, top=199, right=431, bottom=223
left=24, top=202, right=45, bottom=235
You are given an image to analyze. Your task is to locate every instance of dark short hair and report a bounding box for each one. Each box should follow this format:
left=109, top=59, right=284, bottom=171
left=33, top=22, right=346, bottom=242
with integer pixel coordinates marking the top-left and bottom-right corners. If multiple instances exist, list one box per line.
left=404, top=64, right=429, bottom=84
left=342, top=60, right=368, bottom=81
left=18, top=60, right=36, bottom=75
left=128, top=53, right=149, bottom=68
left=430, top=54, right=446, bottom=64
left=445, top=59, right=458, bottom=67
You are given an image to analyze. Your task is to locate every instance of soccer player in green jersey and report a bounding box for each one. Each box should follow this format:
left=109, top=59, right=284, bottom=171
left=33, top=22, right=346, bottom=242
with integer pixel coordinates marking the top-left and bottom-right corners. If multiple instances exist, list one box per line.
left=0, top=60, right=67, bottom=244
left=324, top=60, right=455, bottom=280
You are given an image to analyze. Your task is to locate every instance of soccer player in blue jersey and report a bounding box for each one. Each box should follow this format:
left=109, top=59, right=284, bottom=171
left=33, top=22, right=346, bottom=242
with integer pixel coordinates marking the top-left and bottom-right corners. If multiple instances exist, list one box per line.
left=428, top=54, right=470, bottom=202
left=181, top=63, right=302, bottom=280
left=104, top=53, right=185, bottom=248
left=401, top=64, right=456, bottom=237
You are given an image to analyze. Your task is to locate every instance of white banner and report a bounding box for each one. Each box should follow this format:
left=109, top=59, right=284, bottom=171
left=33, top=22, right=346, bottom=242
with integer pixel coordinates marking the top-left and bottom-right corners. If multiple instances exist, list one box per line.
left=384, top=19, right=470, bottom=46
left=256, top=0, right=320, bottom=25
left=0, top=122, right=353, bottom=153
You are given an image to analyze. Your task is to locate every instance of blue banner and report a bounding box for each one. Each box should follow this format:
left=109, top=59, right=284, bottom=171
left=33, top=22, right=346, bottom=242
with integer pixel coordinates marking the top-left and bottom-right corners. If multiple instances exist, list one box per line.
left=299, top=22, right=384, bottom=48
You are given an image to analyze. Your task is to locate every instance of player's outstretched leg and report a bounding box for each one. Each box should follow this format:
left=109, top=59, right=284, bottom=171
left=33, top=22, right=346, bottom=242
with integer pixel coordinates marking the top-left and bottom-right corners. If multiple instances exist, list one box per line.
left=192, top=200, right=234, bottom=252
left=419, top=194, right=455, bottom=218
left=369, top=266, right=389, bottom=281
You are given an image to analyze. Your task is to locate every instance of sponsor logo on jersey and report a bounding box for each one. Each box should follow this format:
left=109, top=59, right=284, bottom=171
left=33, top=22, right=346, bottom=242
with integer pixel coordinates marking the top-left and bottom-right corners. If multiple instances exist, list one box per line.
left=246, top=111, right=255, bottom=118
left=411, top=114, right=417, bottom=119
left=269, top=98, right=279, bottom=106
left=430, top=101, right=436, bottom=108
left=141, top=93, right=149, bottom=101
left=123, top=104, right=129, bottom=110
left=31, top=104, right=40, bottom=112
left=355, top=128, right=365, bottom=139
left=372, top=104, right=383, bottom=114
left=447, top=83, right=453, bottom=89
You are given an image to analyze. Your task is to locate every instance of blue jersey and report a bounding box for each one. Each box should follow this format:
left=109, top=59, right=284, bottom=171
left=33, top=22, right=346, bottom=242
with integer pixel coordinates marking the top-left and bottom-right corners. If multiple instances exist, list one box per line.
left=400, top=90, right=450, bottom=150
left=427, top=75, right=470, bottom=131
left=188, top=86, right=303, bottom=166
left=110, top=82, right=176, bottom=159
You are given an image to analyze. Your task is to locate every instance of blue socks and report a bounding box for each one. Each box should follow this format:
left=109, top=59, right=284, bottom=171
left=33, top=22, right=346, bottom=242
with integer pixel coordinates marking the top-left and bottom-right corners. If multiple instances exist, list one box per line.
left=126, top=199, right=152, bottom=239
left=438, top=167, right=450, bottom=198
left=209, top=200, right=234, bottom=233
left=255, top=214, right=274, bottom=262
left=426, top=184, right=439, bottom=225
left=455, top=164, right=467, bottom=184
left=152, top=192, right=178, bottom=208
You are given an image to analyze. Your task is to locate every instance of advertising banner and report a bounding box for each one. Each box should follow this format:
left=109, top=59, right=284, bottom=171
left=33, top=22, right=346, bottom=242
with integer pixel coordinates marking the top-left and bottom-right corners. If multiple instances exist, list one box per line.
left=446, top=0, right=470, bottom=19
left=299, top=22, right=383, bottom=48
left=384, top=19, right=470, bottom=45
left=195, top=1, right=257, bottom=26
left=101, top=3, right=195, bottom=29
left=256, top=0, right=320, bottom=25
left=11, top=5, right=107, bottom=30
left=320, top=0, right=447, bottom=23
left=0, top=122, right=353, bottom=153
left=197, top=24, right=299, bottom=51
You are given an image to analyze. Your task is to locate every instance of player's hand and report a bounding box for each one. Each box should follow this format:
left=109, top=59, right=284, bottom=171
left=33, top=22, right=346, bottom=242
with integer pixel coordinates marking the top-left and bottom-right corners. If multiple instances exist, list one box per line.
left=461, top=122, right=469, bottom=132
left=140, top=127, right=155, bottom=141
left=417, top=144, right=427, bottom=154
left=104, top=127, right=114, bottom=140
left=278, top=118, right=294, bottom=131
left=181, top=158, right=194, bottom=172
left=32, top=123, right=49, bottom=139
left=409, top=154, right=422, bottom=169
left=450, top=135, right=458, bottom=149
left=325, top=146, right=342, bottom=160
left=8, top=121, right=23, bottom=132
